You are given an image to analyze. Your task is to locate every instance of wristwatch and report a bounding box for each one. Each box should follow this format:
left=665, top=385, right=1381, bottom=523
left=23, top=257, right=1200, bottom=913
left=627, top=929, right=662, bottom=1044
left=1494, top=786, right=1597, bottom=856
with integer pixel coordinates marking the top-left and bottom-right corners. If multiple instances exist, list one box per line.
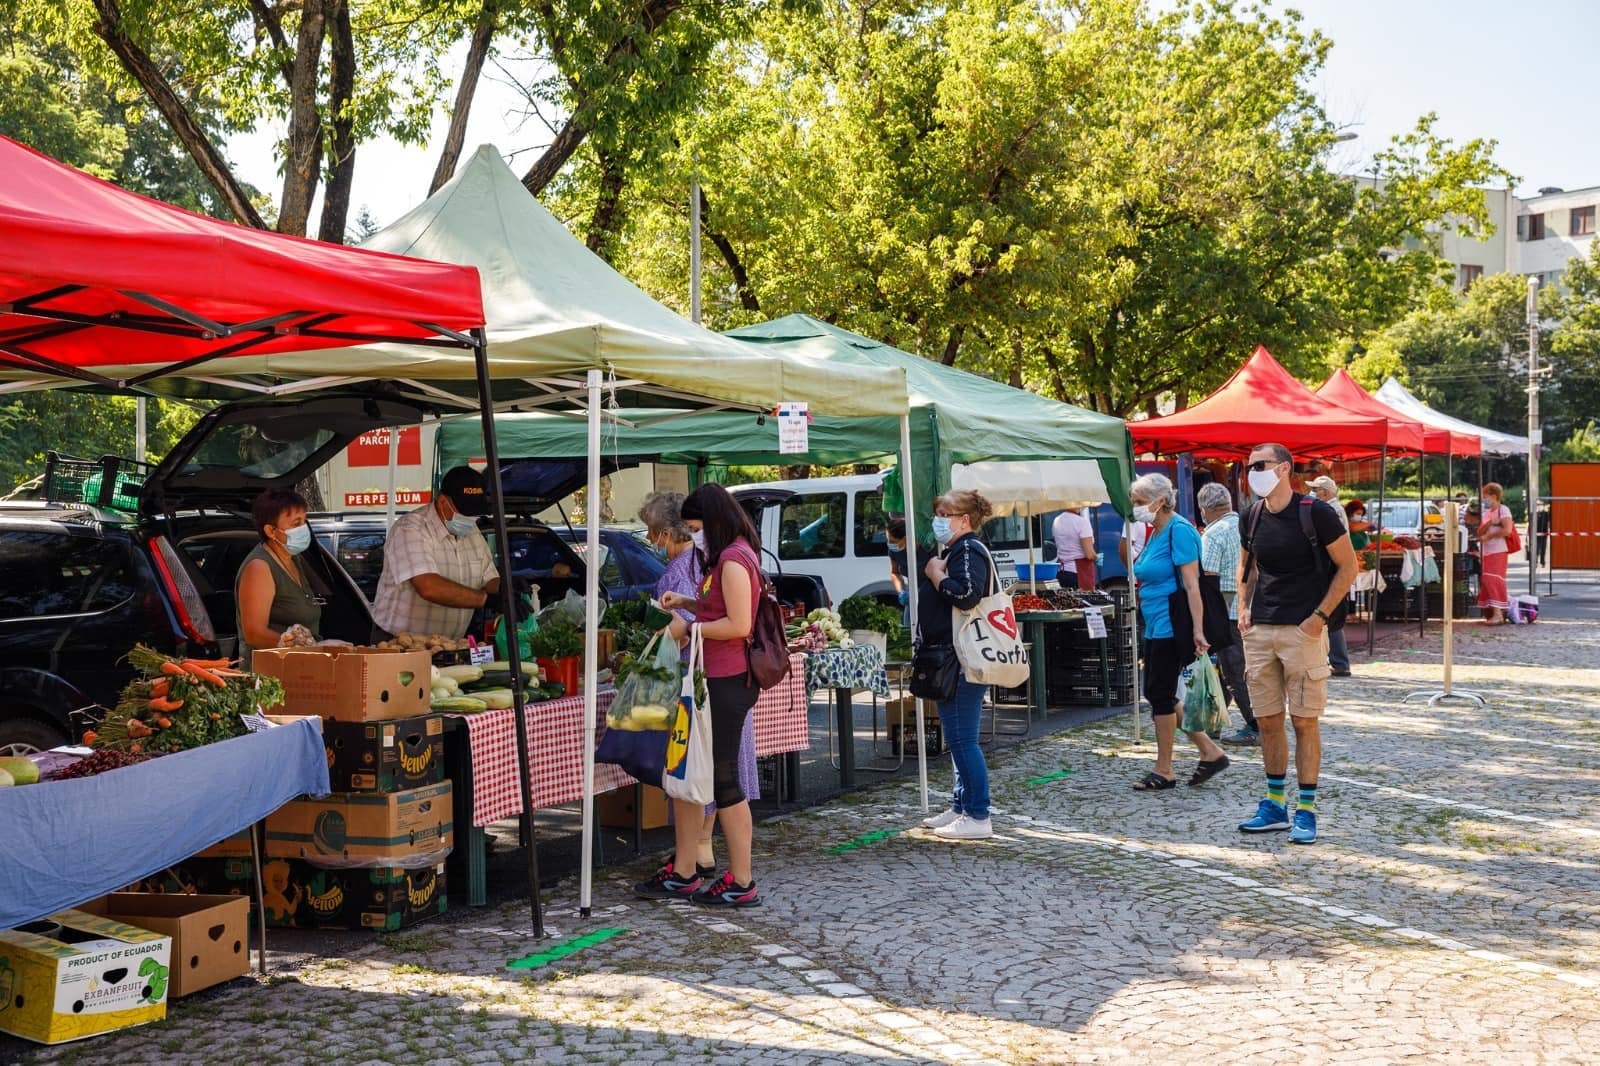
left=1312, top=608, right=1330, bottom=623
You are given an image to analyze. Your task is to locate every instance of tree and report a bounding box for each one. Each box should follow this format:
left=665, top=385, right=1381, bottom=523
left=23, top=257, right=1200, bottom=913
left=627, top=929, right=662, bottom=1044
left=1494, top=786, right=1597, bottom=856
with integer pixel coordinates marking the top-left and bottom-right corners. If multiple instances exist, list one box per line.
left=590, top=0, right=1509, bottom=415
left=1543, top=241, right=1600, bottom=445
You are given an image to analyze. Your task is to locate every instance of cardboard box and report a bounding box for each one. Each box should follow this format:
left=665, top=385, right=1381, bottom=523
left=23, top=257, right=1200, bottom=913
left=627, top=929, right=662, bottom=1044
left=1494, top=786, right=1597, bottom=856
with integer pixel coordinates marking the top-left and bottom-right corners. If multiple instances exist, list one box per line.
left=128, top=859, right=447, bottom=932
left=596, top=784, right=670, bottom=830
left=0, top=910, right=170, bottom=1044
left=251, top=646, right=431, bottom=722
left=201, top=781, right=453, bottom=864
left=324, top=713, right=446, bottom=793
left=884, top=696, right=939, bottom=729
left=82, top=895, right=249, bottom=999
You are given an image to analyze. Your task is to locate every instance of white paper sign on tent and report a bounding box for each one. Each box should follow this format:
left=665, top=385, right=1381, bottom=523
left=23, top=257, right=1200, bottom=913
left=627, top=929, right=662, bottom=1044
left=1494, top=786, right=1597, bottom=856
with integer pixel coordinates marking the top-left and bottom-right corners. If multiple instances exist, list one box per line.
left=1083, top=606, right=1108, bottom=640
left=777, top=402, right=809, bottom=454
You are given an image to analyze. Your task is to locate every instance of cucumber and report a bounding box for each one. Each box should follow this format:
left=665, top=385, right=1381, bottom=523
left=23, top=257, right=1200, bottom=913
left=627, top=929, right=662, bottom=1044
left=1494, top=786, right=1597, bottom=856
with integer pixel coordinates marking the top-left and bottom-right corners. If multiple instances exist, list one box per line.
left=431, top=696, right=489, bottom=713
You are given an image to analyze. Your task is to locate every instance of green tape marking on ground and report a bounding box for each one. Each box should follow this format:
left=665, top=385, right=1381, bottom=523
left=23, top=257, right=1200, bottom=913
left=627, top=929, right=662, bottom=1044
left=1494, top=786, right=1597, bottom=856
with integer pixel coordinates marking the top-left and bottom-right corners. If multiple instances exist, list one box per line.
left=823, top=828, right=902, bottom=855
left=1025, top=769, right=1076, bottom=786
left=506, top=927, right=626, bottom=970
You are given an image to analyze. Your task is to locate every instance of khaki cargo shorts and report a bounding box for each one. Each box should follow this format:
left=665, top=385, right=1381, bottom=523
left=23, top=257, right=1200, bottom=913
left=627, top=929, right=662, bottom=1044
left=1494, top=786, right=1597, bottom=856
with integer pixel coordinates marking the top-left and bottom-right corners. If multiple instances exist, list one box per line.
left=1242, top=623, right=1330, bottom=719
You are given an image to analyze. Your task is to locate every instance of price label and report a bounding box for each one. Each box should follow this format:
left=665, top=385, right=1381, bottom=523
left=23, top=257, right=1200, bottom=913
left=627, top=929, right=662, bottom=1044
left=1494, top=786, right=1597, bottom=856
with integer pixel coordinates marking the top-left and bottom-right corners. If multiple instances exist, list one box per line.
left=1082, top=606, right=1108, bottom=640
left=776, top=402, right=809, bottom=455
left=470, top=643, right=495, bottom=666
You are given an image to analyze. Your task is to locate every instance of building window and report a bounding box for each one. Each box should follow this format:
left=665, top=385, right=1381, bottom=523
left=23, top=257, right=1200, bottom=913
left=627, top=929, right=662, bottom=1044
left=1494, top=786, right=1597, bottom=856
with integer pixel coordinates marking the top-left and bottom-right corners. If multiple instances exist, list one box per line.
left=1572, top=205, right=1596, bottom=236
left=1457, top=264, right=1483, bottom=289
left=1520, top=213, right=1546, bottom=241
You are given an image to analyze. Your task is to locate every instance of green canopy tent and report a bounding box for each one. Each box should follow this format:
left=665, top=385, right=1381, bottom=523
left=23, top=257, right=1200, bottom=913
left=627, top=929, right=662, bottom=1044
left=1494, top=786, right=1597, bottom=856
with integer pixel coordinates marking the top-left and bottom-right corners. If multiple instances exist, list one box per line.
left=437, top=314, right=1135, bottom=535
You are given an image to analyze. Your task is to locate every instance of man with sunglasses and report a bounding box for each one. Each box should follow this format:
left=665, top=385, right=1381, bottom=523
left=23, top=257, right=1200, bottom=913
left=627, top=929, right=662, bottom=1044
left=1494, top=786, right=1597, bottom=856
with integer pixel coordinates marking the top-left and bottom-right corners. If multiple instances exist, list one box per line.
left=1236, top=444, right=1357, bottom=844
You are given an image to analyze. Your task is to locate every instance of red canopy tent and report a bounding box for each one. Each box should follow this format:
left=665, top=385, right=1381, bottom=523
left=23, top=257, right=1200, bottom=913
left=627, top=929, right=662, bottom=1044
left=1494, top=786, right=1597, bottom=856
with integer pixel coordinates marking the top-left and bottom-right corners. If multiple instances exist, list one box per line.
left=1315, top=369, right=1480, bottom=458
left=0, top=135, right=485, bottom=388
left=1129, top=346, right=1387, bottom=459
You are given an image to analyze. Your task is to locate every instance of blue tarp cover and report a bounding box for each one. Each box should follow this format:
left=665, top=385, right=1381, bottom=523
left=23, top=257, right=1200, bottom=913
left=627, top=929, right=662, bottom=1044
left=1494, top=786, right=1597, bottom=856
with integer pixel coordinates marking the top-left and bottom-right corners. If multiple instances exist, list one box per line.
left=0, top=718, right=330, bottom=928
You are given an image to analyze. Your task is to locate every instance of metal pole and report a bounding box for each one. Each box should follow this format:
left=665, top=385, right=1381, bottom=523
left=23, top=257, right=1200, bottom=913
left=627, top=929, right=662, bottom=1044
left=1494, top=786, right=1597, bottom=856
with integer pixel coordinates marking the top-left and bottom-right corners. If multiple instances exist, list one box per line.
left=579, top=369, right=602, bottom=917
left=1405, top=500, right=1484, bottom=707
left=385, top=424, right=400, bottom=527
left=1526, top=276, right=1541, bottom=597
left=899, top=414, right=928, bottom=813
left=135, top=396, right=147, bottom=461
left=1418, top=457, right=1427, bottom=638
left=689, top=183, right=702, bottom=325
left=471, top=328, right=545, bottom=939
left=1371, top=447, right=1386, bottom=656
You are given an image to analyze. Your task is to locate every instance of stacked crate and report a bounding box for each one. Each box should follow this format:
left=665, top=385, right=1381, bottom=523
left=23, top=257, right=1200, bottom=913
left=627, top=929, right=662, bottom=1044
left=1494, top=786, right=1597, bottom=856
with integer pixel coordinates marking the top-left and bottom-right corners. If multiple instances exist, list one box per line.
left=1044, top=589, right=1137, bottom=707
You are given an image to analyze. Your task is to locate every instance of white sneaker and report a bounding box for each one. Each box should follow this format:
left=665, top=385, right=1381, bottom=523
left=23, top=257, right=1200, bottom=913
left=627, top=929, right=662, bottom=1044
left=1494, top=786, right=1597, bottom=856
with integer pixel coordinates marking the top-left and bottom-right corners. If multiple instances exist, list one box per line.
left=921, top=809, right=962, bottom=829
left=933, top=815, right=993, bottom=840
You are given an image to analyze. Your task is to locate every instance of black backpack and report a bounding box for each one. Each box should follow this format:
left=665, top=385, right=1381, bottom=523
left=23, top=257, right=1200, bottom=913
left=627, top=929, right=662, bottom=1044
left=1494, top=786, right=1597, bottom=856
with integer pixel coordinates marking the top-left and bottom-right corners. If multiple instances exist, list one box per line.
left=1241, top=496, right=1348, bottom=631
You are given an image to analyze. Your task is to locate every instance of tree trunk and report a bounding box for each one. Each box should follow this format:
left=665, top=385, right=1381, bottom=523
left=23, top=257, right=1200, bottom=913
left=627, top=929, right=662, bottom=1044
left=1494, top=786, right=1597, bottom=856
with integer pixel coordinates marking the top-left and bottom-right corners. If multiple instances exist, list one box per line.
left=779, top=464, right=811, bottom=480
left=1008, top=334, right=1025, bottom=389
left=278, top=0, right=328, bottom=236
left=1040, top=345, right=1071, bottom=404
left=317, top=0, right=357, bottom=243
left=431, top=0, right=498, bottom=194
left=91, top=0, right=267, bottom=229
left=700, top=188, right=760, bottom=312
left=939, top=324, right=966, bottom=367
left=585, top=145, right=627, bottom=260
left=521, top=113, right=592, bottom=195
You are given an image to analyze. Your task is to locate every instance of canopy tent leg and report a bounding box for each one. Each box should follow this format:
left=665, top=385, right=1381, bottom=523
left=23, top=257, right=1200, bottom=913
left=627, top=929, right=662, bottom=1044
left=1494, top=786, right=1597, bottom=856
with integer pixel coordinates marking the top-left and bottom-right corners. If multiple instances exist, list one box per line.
left=1419, top=457, right=1427, bottom=638
left=1027, top=514, right=1037, bottom=595
left=385, top=424, right=399, bottom=528
left=1370, top=448, right=1386, bottom=659
left=473, top=328, right=545, bottom=939
left=579, top=369, right=602, bottom=918
left=899, top=414, right=929, bottom=813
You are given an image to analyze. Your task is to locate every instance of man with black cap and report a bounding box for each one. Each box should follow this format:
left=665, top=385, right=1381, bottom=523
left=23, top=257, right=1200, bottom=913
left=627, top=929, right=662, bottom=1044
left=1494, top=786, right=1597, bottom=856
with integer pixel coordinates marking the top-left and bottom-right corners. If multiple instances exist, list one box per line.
left=372, top=466, right=500, bottom=641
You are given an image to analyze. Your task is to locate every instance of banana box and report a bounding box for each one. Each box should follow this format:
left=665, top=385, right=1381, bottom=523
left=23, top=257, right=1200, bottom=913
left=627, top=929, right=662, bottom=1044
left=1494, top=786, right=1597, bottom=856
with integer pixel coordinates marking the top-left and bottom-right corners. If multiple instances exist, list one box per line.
left=129, top=859, right=447, bottom=932
left=324, top=714, right=446, bottom=793
left=199, top=781, right=453, bottom=864
left=0, top=910, right=170, bottom=1044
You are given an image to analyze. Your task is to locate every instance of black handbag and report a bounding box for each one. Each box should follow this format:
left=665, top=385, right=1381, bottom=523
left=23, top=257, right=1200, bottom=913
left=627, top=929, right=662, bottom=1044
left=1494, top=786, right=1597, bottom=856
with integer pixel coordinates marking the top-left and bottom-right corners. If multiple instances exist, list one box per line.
left=909, top=643, right=960, bottom=702
left=1169, top=572, right=1238, bottom=656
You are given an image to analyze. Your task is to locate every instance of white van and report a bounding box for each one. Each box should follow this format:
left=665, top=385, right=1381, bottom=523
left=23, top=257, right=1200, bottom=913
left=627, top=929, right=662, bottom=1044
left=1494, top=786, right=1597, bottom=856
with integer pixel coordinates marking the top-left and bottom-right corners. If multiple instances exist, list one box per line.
left=731, top=474, right=897, bottom=605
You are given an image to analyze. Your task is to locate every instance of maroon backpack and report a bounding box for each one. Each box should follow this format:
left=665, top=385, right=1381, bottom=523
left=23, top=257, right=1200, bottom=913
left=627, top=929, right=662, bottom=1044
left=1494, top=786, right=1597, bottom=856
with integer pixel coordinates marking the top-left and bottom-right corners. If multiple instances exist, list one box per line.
left=746, top=574, right=793, bottom=690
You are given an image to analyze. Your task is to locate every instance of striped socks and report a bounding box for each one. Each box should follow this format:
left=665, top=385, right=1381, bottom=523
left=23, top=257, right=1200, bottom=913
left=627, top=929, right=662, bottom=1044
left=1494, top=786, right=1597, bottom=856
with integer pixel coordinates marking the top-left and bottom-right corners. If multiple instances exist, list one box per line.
left=1265, top=774, right=1286, bottom=808
left=1298, top=782, right=1317, bottom=813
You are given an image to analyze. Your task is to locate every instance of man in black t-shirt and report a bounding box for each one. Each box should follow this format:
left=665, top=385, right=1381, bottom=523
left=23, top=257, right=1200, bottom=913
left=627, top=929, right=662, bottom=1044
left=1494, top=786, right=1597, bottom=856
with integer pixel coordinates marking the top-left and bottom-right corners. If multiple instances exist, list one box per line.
left=1235, top=443, right=1357, bottom=845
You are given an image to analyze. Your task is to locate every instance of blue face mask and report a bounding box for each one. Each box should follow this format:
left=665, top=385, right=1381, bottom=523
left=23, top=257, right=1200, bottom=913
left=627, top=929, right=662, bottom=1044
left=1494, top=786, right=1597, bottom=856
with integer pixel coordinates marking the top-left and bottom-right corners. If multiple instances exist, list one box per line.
left=446, top=514, right=477, bottom=538
left=281, top=524, right=311, bottom=556
left=931, top=516, right=953, bottom=543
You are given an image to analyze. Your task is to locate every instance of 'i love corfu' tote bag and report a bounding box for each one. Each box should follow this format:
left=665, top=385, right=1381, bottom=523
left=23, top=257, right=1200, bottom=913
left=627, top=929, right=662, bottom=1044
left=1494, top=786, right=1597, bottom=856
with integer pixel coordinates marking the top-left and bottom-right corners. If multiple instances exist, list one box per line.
left=952, top=544, right=1030, bottom=688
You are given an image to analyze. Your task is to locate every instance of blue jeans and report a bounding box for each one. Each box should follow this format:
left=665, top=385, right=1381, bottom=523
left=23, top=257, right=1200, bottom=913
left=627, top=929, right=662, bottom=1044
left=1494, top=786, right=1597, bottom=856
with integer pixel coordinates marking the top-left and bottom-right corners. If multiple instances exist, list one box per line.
left=1328, top=628, right=1349, bottom=672
left=938, top=676, right=990, bottom=820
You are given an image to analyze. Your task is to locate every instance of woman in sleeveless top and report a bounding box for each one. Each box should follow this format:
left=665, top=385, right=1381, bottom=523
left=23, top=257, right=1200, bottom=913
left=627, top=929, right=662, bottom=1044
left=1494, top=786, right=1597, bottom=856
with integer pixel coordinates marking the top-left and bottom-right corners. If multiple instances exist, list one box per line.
left=634, top=483, right=764, bottom=908
left=1476, top=481, right=1514, bottom=625
left=236, top=489, right=322, bottom=659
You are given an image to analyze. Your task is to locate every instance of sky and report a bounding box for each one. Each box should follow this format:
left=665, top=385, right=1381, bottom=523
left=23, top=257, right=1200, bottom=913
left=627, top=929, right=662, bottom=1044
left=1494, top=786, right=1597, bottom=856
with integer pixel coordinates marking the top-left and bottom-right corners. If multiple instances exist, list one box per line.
left=229, top=0, right=1600, bottom=233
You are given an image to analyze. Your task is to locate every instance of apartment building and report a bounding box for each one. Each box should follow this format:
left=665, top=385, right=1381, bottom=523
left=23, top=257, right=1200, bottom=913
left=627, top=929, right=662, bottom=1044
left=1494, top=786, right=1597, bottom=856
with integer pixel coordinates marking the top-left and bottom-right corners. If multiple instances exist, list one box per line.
left=1443, top=184, right=1600, bottom=290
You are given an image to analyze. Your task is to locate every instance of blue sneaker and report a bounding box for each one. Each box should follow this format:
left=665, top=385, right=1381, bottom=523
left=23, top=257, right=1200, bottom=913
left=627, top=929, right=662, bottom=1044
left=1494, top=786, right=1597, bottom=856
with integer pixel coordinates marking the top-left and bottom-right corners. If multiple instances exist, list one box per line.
left=1238, top=799, right=1290, bottom=833
left=1290, top=809, right=1317, bottom=844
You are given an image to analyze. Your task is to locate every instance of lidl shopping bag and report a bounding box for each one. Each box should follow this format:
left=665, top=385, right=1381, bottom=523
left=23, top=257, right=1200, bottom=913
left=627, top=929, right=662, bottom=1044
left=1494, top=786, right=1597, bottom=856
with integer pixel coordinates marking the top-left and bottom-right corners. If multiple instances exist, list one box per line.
left=1180, top=654, right=1227, bottom=735
left=663, top=626, right=714, bottom=806
left=595, top=632, right=680, bottom=786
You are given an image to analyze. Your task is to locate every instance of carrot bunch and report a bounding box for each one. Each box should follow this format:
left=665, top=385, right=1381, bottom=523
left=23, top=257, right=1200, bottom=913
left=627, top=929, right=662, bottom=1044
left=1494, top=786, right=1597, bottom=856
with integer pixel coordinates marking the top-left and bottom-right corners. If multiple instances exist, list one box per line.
left=90, top=645, right=276, bottom=755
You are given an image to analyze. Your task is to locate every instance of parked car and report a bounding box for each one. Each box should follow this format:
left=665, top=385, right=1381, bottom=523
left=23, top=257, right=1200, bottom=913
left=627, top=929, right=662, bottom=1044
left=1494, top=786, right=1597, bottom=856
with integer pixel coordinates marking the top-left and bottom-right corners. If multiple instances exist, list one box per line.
left=552, top=526, right=665, bottom=603
left=311, top=512, right=392, bottom=601
left=1368, top=500, right=1443, bottom=538
left=0, top=393, right=439, bottom=754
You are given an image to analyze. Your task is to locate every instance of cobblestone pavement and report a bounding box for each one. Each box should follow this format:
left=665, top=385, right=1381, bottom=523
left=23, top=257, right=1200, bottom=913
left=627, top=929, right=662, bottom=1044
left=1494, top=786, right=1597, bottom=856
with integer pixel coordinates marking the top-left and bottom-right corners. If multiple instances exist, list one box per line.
left=20, top=609, right=1600, bottom=1064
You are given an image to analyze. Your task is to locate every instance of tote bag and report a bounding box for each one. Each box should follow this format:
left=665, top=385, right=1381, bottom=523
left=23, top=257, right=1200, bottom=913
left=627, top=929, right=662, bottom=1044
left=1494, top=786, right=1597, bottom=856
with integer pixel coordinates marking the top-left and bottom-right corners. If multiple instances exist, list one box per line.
left=663, top=625, right=714, bottom=806
left=952, top=543, right=1030, bottom=688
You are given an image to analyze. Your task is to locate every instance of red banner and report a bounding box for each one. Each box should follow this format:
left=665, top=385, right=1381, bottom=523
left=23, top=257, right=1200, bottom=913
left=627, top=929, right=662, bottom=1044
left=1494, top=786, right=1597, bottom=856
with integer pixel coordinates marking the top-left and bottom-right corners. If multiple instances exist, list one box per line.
left=346, top=427, right=421, bottom=468
left=344, top=490, right=431, bottom=508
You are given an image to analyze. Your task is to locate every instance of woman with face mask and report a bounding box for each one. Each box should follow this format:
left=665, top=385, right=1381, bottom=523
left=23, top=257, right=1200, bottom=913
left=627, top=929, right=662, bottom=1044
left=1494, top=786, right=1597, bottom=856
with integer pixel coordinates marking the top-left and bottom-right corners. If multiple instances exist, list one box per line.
left=237, top=488, right=322, bottom=658
left=1129, top=473, right=1229, bottom=791
left=915, top=490, right=999, bottom=840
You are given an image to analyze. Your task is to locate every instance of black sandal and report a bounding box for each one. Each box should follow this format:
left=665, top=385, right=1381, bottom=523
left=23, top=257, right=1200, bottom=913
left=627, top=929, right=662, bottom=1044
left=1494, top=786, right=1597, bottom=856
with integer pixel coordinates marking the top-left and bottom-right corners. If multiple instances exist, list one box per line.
left=1188, top=756, right=1231, bottom=787
left=1133, top=771, right=1177, bottom=791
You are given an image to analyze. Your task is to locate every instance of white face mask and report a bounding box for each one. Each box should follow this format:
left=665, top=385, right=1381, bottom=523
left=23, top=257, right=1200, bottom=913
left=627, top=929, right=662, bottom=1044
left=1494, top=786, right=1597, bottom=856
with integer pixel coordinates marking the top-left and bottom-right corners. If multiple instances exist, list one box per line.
left=1131, top=504, right=1156, bottom=524
left=690, top=530, right=707, bottom=552
left=1247, top=465, right=1282, bottom=499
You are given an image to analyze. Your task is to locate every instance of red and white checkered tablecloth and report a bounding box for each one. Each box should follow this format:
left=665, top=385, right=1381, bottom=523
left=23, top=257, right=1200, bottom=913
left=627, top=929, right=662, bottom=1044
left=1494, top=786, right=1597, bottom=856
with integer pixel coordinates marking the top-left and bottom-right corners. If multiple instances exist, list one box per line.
left=448, top=653, right=810, bottom=827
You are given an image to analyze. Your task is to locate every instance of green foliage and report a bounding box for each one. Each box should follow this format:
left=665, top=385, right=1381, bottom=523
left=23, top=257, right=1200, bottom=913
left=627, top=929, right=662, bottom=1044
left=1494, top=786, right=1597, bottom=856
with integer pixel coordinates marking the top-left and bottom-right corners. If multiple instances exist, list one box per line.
left=529, top=614, right=583, bottom=660
left=0, top=394, right=204, bottom=497
left=837, top=594, right=903, bottom=642
left=1543, top=241, right=1600, bottom=444
left=592, top=0, right=1508, bottom=415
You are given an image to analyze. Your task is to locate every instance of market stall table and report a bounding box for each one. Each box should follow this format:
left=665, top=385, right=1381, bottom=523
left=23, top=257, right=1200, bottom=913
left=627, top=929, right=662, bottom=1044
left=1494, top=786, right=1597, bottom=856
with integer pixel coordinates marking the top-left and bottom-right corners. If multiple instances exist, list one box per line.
left=803, top=643, right=890, bottom=789
left=0, top=719, right=331, bottom=929
left=440, top=654, right=811, bottom=905
left=1014, top=608, right=1112, bottom=718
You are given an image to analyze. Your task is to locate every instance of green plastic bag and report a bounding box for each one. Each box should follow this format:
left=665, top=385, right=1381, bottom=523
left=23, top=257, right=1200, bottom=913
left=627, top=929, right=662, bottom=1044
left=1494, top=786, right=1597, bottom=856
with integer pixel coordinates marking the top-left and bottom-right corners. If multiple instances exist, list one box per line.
left=1180, top=653, right=1227, bottom=735
left=495, top=593, right=540, bottom=663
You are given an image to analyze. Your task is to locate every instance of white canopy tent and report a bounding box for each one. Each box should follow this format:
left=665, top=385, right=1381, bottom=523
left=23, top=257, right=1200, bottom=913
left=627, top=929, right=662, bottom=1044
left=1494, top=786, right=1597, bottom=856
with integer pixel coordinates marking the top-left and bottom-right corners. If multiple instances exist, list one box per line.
left=951, top=459, right=1109, bottom=591
left=1376, top=378, right=1530, bottom=457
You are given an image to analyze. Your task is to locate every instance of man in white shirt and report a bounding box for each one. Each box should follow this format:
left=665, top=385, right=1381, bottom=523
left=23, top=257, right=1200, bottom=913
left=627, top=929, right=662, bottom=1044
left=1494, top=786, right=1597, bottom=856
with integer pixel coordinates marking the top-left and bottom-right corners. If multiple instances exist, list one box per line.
left=1050, top=508, right=1096, bottom=589
left=372, top=466, right=500, bottom=640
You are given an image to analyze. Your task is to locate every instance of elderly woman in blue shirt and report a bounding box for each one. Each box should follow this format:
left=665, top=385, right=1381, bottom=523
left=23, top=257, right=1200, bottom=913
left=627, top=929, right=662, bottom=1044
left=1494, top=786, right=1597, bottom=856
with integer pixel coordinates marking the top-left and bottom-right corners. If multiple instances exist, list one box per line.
left=1129, top=473, right=1229, bottom=791
left=637, top=492, right=759, bottom=876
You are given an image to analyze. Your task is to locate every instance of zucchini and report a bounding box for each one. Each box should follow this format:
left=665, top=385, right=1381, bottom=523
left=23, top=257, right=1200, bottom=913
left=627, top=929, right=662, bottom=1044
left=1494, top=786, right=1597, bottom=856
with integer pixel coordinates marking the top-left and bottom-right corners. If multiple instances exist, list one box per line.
left=431, top=696, right=488, bottom=713
left=469, top=688, right=515, bottom=710
left=437, top=664, right=484, bottom=684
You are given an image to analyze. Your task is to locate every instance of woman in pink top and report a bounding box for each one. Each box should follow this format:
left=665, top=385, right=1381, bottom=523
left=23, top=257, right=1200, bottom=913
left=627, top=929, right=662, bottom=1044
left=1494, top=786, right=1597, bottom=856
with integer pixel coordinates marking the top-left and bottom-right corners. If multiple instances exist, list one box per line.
left=634, top=483, right=764, bottom=908
left=1477, top=481, right=1514, bottom=625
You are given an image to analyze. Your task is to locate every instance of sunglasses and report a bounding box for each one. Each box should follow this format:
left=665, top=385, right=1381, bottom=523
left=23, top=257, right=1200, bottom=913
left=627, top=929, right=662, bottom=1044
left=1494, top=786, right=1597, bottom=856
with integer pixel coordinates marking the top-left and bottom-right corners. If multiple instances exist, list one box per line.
left=1246, top=460, right=1282, bottom=472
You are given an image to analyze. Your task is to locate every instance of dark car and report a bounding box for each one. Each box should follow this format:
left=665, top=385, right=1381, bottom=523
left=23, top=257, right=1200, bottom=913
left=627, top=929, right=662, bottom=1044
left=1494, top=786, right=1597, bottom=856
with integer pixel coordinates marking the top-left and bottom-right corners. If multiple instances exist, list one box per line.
left=0, top=394, right=435, bottom=753
left=554, top=526, right=665, bottom=603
